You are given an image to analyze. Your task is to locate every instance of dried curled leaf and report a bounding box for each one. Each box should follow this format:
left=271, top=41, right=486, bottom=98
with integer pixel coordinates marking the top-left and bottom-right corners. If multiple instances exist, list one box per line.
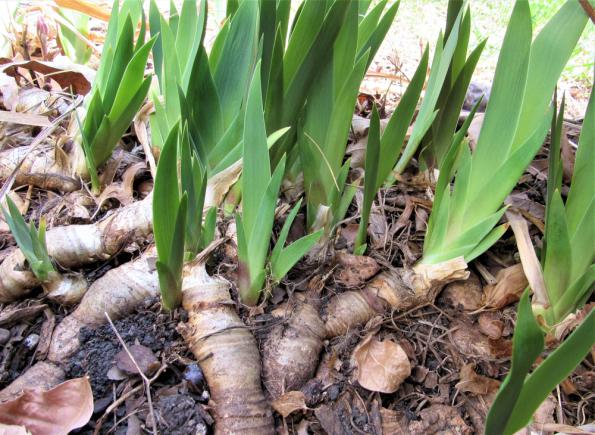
left=455, top=364, right=500, bottom=396
left=271, top=391, right=308, bottom=418
left=1, top=58, right=94, bottom=95
left=451, top=322, right=512, bottom=359
left=483, top=264, right=528, bottom=309
left=352, top=334, right=411, bottom=393
left=0, top=377, right=93, bottom=434
left=408, top=405, right=472, bottom=435
left=115, top=344, right=159, bottom=376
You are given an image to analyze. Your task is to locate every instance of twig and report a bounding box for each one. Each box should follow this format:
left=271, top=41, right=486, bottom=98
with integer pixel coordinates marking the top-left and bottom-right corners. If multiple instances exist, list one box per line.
left=578, top=0, right=595, bottom=24
left=93, top=363, right=167, bottom=435
left=104, top=313, right=159, bottom=435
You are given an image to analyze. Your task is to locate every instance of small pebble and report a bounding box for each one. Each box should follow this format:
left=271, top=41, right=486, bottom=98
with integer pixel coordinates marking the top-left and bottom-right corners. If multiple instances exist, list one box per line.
left=23, top=333, right=39, bottom=349
left=0, top=328, right=10, bottom=345
left=184, top=363, right=205, bottom=387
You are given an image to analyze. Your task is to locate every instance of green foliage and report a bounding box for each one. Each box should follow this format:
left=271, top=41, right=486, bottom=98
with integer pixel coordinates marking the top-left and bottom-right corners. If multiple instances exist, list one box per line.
left=2, top=196, right=54, bottom=281
left=153, top=124, right=216, bottom=311
left=486, top=291, right=595, bottom=435
left=56, top=9, right=92, bottom=64
left=419, top=4, right=487, bottom=168
left=296, top=0, right=398, bottom=235
left=486, top=74, right=594, bottom=435
left=148, top=0, right=207, bottom=150
left=236, top=67, right=321, bottom=306
left=421, top=0, right=588, bottom=265
left=542, top=90, right=594, bottom=325
left=81, top=0, right=155, bottom=193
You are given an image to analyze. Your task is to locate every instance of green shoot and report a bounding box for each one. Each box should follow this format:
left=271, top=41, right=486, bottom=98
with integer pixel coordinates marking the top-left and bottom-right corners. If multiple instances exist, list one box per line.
left=297, top=0, right=398, bottom=235
left=486, top=72, right=594, bottom=435
left=56, top=8, right=92, bottom=65
left=148, top=0, right=207, bottom=150
left=153, top=124, right=216, bottom=311
left=236, top=66, right=321, bottom=306
left=2, top=196, right=54, bottom=282
left=80, top=0, right=155, bottom=193
left=421, top=0, right=588, bottom=265
left=393, top=3, right=466, bottom=174
left=486, top=290, right=594, bottom=435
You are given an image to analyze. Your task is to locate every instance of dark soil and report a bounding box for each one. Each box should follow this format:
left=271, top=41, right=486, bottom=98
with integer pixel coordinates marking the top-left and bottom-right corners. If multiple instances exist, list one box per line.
left=65, top=298, right=212, bottom=434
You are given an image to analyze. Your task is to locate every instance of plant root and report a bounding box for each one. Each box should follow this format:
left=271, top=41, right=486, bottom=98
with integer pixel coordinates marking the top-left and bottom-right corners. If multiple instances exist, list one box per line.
left=326, top=257, right=468, bottom=337
left=260, top=257, right=469, bottom=396
left=262, top=294, right=326, bottom=399
left=179, top=262, right=274, bottom=435
left=0, top=144, right=80, bottom=193
left=48, top=248, right=158, bottom=363
left=0, top=194, right=153, bottom=302
left=0, top=361, right=65, bottom=402
left=0, top=250, right=87, bottom=303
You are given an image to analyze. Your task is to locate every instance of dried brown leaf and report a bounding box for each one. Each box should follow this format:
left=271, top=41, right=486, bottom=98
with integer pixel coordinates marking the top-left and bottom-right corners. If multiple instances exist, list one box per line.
left=271, top=391, right=307, bottom=418
left=408, top=405, right=472, bottom=435
left=506, top=211, right=547, bottom=306
left=483, top=263, right=529, bottom=309
left=0, top=111, right=51, bottom=127
left=0, top=304, right=46, bottom=326
left=380, top=407, right=409, bottom=434
left=335, top=251, right=380, bottom=287
left=478, top=312, right=504, bottom=340
left=115, top=344, right=159, bottom=376
left=440, top=272, right=483, bottom=311
left=451, top=322, right=512, bottom=359
left=1, top=59, right=93, bottom=95
left=455, top=364, right=500, bottom=396
left=352, top=334, right=411, bottom=393
left=0, top=377, right=93, bottom=434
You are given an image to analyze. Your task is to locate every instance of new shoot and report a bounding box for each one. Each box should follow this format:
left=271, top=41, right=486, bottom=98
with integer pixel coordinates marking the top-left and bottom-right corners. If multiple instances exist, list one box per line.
left=486, top=90, right=594, bottom=435
left=153, top=124, right=215, bottom=311
left=236, top=66, right=322, bottom=306
left=2, top=196, right=54, bottom=282
left=77, top=0, right=155, bottom=193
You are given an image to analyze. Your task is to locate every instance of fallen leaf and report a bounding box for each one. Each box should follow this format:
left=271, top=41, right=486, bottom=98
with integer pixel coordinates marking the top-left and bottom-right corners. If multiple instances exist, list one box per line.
left=0, top=377, right=93, bottom=434
left=1, top=58, right=93, bottom=95
left=335, top=251, right=380, bottom=287
left=115, top=344, right=159, bottom=376
left=0, top=111, right=51, bottom=127
left=352, top=334, right=411, bottom=393
left=95, top=162, right=147, bottom=210
left=408, top=405, right=472, bottom=435
left=553, top=303, right=594, bottom=341
left=506, top=211, right=548, bottom=306
left=380, top=407, right=409, bottom=434
left=440, top=272, right=483, bottom=311
left=455, top=364, right=500, bottom=396
left=271, top=391, right=308, bottom=418
left=483, top=264, right=529, bottom=309
left=478, top=312, right=504, bottom=340
left=450, top=322, right=512, bottom=359
left=314, top=404, right=343, bottom=435
left=336, top=223, right=359, bottom=249
left=0, top=304, right=46, bottom=326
